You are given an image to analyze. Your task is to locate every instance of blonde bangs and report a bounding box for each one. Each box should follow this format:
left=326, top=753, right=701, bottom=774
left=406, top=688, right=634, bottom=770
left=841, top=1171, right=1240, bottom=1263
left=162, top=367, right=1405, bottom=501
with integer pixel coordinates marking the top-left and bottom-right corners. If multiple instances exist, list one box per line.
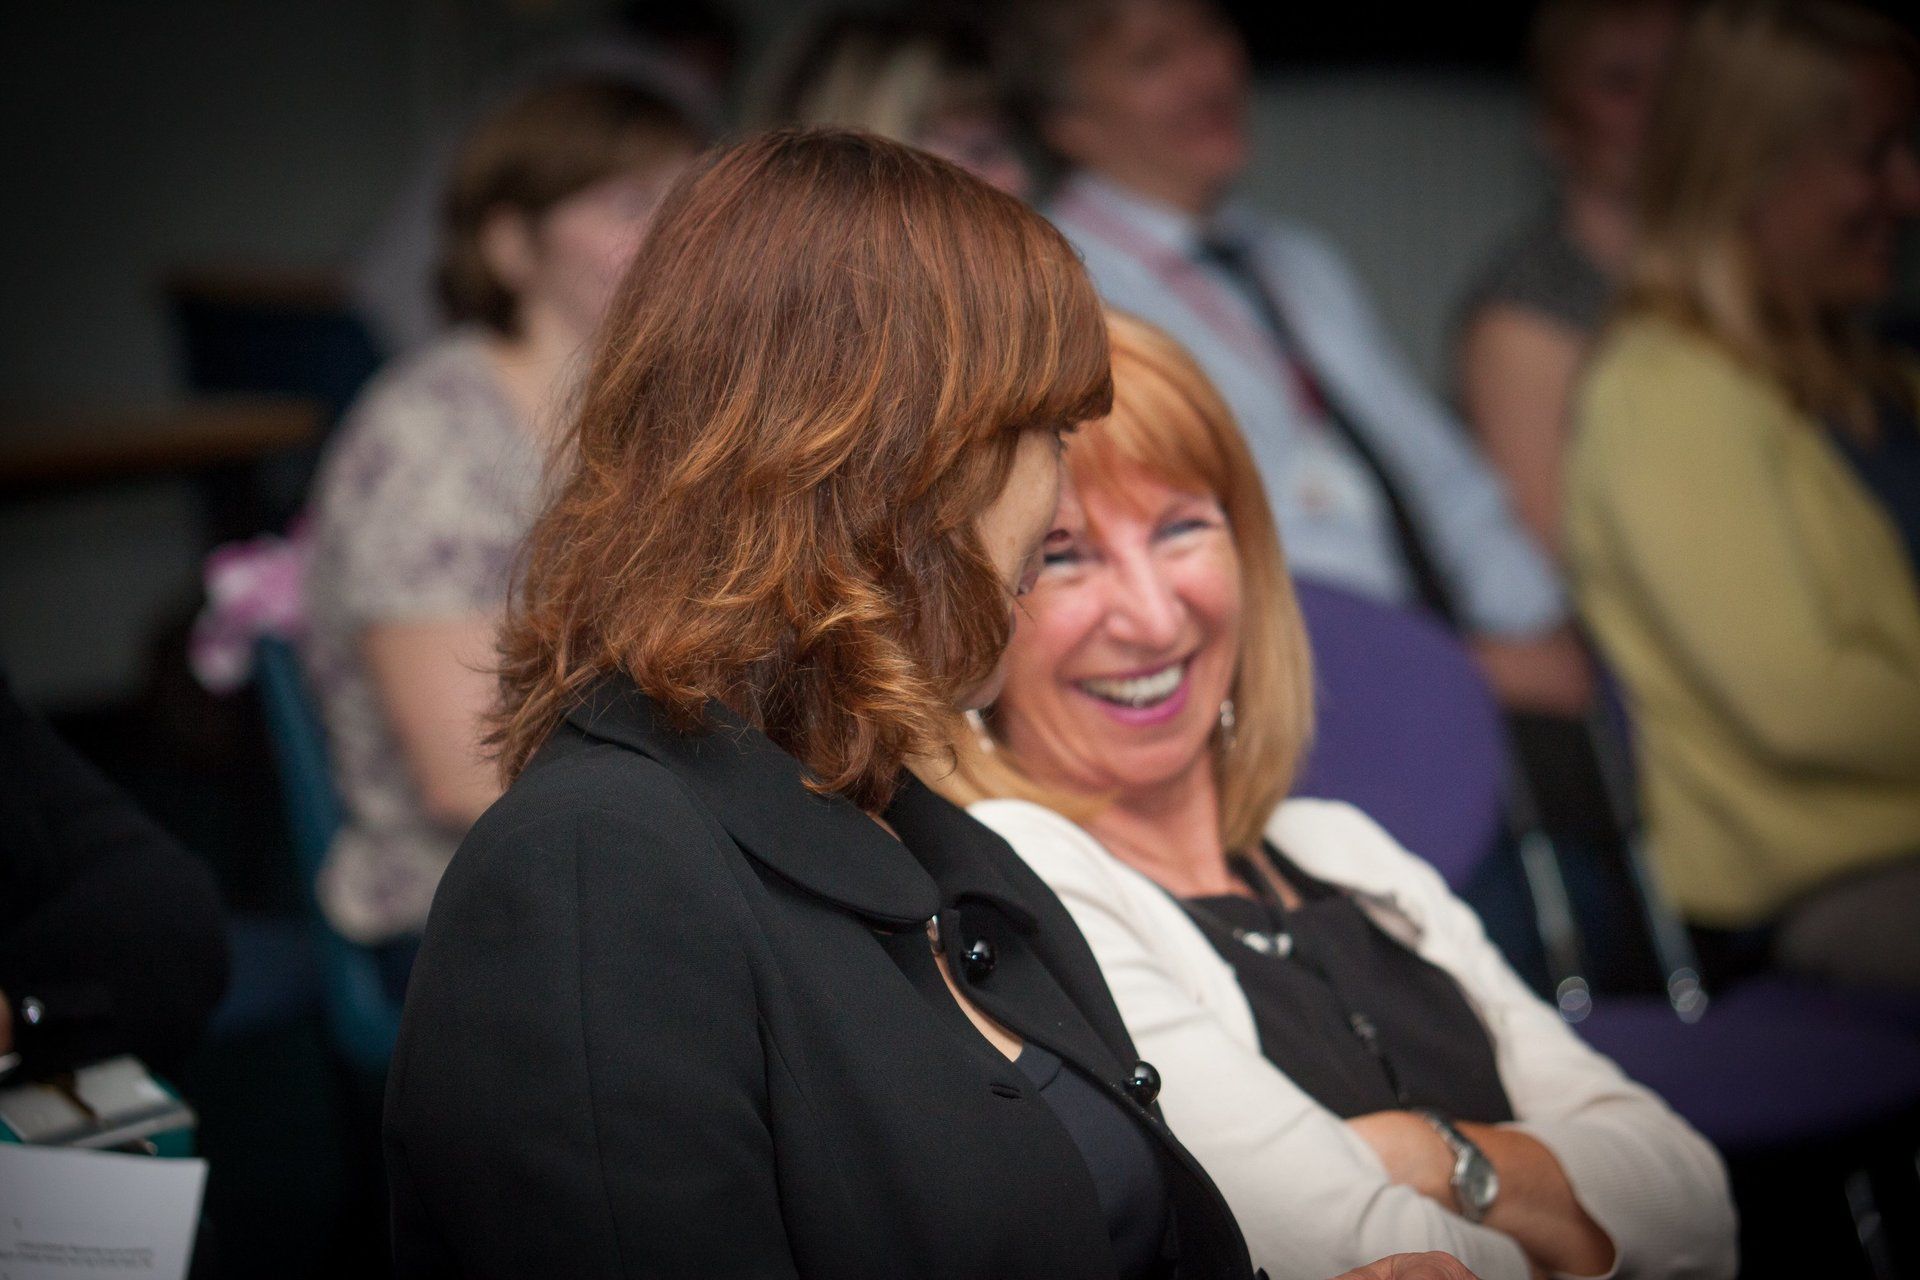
left=929, top=311, right=1316, bottom=855
left=1067, top=337, right=1232, bottom=517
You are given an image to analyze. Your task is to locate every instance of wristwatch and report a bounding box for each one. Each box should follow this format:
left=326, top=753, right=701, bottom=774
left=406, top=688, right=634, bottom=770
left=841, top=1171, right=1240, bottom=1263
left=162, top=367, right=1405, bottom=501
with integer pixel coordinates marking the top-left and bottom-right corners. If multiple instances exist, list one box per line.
left=1414, top=1108, right=1500, bottom=1222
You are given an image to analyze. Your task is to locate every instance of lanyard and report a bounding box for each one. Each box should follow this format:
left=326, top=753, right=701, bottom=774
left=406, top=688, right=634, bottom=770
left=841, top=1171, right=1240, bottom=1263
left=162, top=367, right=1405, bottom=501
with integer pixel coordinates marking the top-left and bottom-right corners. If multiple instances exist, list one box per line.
left=1052, top=186, right=1330, bottom=426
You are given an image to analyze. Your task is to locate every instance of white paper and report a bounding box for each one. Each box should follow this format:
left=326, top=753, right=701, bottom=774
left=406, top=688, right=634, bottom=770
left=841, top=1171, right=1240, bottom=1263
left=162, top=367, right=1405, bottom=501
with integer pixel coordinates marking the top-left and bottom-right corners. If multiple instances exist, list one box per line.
left=0, top=1144, right=206, bottom=1280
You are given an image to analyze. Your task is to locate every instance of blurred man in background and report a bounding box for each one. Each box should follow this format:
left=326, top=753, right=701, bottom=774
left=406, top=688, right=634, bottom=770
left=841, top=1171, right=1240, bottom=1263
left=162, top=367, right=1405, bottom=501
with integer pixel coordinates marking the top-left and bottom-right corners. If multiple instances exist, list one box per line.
left=999, top=0, right=1594, bottom=719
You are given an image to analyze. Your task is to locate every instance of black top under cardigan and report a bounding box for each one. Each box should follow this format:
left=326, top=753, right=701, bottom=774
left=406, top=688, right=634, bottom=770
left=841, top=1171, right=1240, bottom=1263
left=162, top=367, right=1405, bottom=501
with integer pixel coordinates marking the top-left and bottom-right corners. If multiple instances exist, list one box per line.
left=1182, top=847, right=1513, bottom=1124
left=384, top=678, right=1257, bottom=1280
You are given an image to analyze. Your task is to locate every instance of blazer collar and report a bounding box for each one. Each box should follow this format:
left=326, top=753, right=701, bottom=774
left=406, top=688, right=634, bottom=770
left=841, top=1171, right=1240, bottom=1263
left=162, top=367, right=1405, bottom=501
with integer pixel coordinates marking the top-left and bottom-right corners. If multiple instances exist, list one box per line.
left=886, top=776, right=1038, bottom=934
left=565, top=679, right=1030, bottom=931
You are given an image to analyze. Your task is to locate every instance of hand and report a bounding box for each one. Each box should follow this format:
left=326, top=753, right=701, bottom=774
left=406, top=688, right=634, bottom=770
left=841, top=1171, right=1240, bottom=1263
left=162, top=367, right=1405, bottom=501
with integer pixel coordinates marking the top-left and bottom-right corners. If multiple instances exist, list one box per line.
left=1346, top=1110, right=1455, bottom=1207
left=1333, top=1251, right=1482, bottom=1280
left=1470, top=626, right=1595, bottom=717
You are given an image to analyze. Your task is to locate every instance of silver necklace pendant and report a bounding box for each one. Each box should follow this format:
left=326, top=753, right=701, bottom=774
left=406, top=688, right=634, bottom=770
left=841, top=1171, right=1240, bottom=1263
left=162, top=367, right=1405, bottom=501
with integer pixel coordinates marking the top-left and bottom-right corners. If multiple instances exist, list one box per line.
left=1234, top=927, right=1292, bottom=958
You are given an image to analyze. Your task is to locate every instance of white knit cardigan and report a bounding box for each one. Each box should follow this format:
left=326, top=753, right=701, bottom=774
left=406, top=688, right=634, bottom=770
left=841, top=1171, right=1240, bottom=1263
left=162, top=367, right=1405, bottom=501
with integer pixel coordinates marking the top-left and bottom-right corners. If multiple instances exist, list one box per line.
left=970, top=796, right=1737, bottom=1280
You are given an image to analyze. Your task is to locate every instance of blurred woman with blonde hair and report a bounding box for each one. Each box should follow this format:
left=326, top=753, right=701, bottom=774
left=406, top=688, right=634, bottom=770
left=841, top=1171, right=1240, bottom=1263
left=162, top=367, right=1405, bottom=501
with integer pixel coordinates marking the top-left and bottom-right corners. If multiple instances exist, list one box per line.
left=1567, top=0, right=1920, bottom=988
left=750, top=10, right=1031, bottom=196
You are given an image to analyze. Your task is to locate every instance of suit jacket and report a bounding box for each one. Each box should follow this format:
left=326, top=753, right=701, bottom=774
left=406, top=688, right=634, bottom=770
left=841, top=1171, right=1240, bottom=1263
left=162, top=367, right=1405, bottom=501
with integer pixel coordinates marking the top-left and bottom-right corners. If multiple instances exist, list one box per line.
left=384, top=678, right=1257, bottom=1279
left=1046, top=172, right=1564, bottom=638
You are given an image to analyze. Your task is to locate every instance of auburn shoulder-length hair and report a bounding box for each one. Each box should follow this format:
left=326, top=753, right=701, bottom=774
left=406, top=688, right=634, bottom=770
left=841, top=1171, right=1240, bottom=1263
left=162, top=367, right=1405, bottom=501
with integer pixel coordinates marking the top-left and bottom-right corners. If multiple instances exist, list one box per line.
left=1623, top=0, right=1919, bottom=433
left=491, top=129, right=1111, bottom=810
left=936, top=312, right=1316, bottom=855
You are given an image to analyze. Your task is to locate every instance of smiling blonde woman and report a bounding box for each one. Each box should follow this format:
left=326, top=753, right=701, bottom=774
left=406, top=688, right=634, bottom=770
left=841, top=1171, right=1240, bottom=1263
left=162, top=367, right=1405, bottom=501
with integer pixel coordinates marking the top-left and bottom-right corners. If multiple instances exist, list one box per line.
left=943, top=311, right=1735, bottom=1280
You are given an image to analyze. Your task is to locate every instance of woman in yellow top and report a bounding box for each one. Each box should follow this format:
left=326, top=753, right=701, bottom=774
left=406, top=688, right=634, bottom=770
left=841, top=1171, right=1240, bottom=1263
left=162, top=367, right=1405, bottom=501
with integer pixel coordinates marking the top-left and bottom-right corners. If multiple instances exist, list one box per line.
left=1568, top=0, right=1920, bottom=990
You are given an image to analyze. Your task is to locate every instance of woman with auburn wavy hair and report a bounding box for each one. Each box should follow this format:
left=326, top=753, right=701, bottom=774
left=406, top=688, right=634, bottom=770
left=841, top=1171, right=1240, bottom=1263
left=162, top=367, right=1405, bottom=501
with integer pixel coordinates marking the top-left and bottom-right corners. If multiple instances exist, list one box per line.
left=382, top=128, right=1477, bottom=1280
left=948, top=312, right=1733, bottom=1280
left=1567, top=0, right=1920, bottom=989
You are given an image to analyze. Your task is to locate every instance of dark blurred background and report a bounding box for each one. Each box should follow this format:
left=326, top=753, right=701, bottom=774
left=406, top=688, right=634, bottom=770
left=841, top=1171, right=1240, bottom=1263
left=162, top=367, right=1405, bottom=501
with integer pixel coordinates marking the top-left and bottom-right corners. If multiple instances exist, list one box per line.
left=2, top=2, right=1916, bottom=1277
left=4, top=0, right=1916, bottom=715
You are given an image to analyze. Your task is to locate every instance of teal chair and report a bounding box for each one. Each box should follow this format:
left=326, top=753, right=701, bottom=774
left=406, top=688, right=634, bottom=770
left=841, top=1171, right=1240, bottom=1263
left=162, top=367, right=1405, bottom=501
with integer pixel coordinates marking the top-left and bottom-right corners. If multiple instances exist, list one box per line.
left=253, top=636, right=401, bottom=1074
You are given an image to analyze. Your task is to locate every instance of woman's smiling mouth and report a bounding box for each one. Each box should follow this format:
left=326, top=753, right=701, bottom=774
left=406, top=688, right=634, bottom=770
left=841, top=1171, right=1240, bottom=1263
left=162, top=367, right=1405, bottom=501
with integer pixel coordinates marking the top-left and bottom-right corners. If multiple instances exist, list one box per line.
left=1077, top=660, right=1188, bottom=709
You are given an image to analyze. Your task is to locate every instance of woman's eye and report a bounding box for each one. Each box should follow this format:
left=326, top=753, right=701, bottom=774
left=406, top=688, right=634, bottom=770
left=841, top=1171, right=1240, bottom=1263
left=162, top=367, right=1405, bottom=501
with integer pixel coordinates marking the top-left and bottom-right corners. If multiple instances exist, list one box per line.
left=1159, top=517, right=1214, bottom=540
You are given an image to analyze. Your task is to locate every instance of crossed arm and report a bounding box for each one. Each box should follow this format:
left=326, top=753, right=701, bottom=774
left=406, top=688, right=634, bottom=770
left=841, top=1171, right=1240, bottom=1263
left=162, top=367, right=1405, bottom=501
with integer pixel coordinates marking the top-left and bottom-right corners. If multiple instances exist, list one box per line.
left=1349, top=1110, right=1612, bottom=1278
left=978, top=800, right=1736, bottom=1280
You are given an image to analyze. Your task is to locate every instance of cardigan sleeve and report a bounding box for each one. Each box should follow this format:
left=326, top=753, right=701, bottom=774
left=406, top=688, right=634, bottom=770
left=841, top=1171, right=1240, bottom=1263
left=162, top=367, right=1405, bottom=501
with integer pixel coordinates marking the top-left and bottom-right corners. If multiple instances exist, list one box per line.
left=972, top=801, right=1534, bottom=1280
left=1572, top=343, right=1920, bottom=781
left=1309, top=803, right=1737, bottom=1280
left=386, top=747, right=802, bottom=1279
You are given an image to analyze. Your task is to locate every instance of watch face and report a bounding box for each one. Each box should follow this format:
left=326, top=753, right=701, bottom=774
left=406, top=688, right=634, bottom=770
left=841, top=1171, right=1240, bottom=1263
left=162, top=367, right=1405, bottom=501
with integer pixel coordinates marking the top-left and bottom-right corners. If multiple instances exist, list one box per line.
left=1460, top=1152, right=1500, bottom=1213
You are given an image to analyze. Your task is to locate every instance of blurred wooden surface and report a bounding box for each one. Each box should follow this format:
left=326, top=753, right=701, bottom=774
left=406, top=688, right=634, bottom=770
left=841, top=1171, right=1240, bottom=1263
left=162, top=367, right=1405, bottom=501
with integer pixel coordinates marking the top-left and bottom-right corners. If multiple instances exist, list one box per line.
left=0, top=397, right=323, bottom=493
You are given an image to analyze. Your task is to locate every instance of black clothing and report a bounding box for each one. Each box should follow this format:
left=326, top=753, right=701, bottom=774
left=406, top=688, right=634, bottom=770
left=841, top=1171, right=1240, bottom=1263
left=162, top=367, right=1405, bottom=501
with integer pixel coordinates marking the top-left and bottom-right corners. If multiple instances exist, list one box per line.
left=1181, top=845, right=1513, bottom=1124
left=1686, top=922, right=1777, bottom=990
left=1017, top=1041, right=1170, bottom=1280
left=0, top=676, right=229, bottom=1079
left=385, top=678, right=1256, bottom=1280
left=1828, top=403, right=1920, bottom=580
left=1457, top=209, right=1611, bottom=338
left=374, top=933, right=420, bottom=1007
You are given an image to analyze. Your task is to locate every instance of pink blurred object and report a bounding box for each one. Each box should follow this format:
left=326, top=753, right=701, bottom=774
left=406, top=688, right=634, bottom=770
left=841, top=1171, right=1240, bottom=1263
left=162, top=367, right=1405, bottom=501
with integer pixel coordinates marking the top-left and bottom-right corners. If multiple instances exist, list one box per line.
left=190, top=518, right=312, bottom=693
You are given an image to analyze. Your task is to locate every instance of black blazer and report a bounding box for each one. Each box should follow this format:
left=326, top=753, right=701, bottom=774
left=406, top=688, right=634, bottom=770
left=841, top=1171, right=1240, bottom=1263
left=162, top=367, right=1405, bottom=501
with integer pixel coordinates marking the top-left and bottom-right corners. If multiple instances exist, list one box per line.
left=385, top=679, right=1257, bottom=1279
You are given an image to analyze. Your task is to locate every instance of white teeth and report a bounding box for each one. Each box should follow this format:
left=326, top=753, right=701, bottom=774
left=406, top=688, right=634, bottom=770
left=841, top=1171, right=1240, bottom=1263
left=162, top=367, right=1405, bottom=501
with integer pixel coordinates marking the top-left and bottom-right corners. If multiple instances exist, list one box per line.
left=1080, top=662, right=1186, bottom=708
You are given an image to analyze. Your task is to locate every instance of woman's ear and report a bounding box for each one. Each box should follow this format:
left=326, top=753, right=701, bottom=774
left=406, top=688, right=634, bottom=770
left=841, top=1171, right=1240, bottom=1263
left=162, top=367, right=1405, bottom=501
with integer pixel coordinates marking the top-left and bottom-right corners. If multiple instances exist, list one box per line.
left=477, top=206, right=539, bottom=298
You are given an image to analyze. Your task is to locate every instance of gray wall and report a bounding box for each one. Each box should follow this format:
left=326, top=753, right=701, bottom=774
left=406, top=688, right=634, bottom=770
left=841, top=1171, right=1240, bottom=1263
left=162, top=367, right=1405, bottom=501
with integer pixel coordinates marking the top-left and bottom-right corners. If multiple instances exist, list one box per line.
left=0, top=0, right=620, bottom=705
left=1244, top=71, right=1547, bottom=391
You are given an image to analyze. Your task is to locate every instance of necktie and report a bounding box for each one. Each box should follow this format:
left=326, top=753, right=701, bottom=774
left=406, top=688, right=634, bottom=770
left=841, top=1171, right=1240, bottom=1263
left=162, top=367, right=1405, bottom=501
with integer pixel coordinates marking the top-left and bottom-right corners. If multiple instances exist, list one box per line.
left=1194, top=233, right=1458, bottom=626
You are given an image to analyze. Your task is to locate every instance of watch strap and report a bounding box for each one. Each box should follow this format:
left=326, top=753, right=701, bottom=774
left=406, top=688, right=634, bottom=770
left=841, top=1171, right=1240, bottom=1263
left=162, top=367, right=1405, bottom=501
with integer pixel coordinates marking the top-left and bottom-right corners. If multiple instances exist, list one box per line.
left=1412, top=1108, right=1493, bottom=1222
left=1413, top=1107, right=1469, bottom=1155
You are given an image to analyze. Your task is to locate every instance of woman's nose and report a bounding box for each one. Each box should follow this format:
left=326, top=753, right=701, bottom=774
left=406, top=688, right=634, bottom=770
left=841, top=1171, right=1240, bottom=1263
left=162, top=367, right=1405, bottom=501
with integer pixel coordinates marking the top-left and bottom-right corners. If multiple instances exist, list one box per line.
left=1103, top=557, right=1185, bottom=650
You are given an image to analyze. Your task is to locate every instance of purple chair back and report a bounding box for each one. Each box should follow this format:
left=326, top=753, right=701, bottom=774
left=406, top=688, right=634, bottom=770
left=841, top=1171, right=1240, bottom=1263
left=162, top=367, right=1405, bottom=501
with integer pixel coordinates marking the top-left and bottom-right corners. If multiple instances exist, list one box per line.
left=1290, top=579, right=1507, bottom=891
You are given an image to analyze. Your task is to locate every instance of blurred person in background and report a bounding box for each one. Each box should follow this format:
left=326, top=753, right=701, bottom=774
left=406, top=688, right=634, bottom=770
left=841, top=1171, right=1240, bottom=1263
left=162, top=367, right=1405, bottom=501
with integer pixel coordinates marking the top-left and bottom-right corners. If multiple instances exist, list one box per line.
left=0, top=674, right=228, bottom=1082
left=947, top=313, right=1735, bottom=1280
left=1568, top=0, right=1920, bottom=990
left=303, top=76, right=704, bottom=993
left=748, top=9, right=1032, bottom=198
left=1456, top=0, right=1688, bottom=557
left=996, top=0, right=1595, bottom=721
left=350, top=2, right=734, bottom=354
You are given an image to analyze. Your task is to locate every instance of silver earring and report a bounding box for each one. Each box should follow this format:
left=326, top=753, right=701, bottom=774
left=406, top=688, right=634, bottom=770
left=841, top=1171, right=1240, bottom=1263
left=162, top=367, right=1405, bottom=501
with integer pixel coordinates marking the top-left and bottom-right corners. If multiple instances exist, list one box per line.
left=965, top=707, right=997, bottom=755
left=1217, top=698, right=1237, bottom=750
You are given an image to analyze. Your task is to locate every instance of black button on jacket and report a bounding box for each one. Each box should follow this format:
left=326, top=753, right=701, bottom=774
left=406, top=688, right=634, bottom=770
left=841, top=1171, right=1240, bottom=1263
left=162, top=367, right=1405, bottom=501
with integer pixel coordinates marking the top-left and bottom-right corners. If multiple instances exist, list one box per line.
left=385, top=679, right=1256, bottom=1280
